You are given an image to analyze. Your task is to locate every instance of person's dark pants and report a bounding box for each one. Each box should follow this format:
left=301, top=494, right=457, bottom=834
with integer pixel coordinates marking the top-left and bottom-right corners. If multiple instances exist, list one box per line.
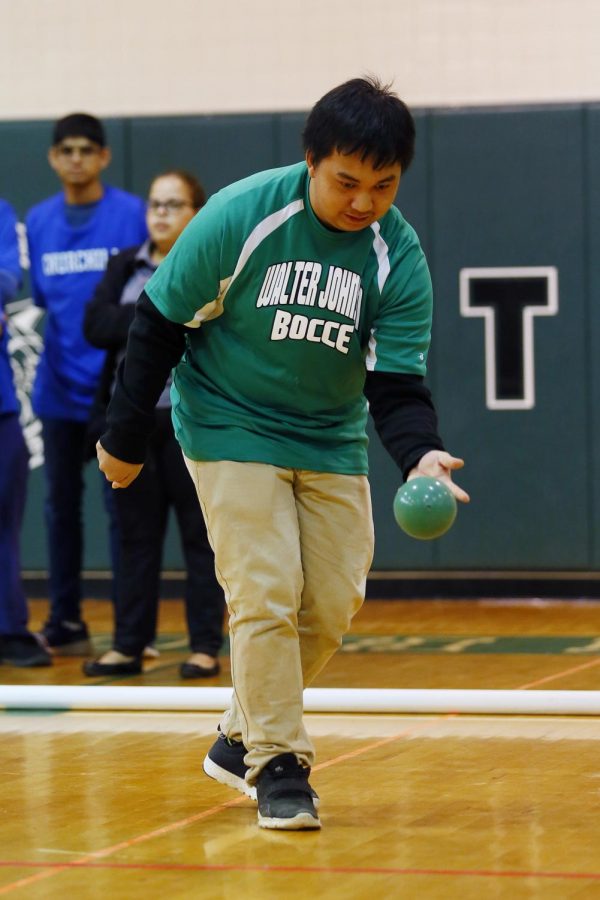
left=0, top=413, right=30, bottom=636
left=41, top=417, right=119, bottom=625
left=112, top=408, right=225, bottom=658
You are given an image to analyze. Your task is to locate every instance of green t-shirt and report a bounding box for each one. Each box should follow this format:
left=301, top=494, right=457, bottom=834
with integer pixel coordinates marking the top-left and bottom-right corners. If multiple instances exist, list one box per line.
left=145, top=161, right=432, bottom=475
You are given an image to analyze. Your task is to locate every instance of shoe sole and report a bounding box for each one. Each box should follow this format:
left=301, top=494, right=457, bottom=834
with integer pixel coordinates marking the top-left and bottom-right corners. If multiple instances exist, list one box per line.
left=258, top=812, right=321, bottom=830
left=203, top=755, right=257, bottom=800
left=83, top=663, right=142, bottom=676
left=0, top=656, right=52, bottom=668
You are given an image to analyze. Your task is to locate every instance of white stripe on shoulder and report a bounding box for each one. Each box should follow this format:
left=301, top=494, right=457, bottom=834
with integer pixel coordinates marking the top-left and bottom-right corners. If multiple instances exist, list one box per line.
left=370, top=222, right=391, bottom=294
left=232, top=199, right=304, bottom=282
left=365, top=329, right=378, bottom=371
left=185, top=198, right=304, bottom=327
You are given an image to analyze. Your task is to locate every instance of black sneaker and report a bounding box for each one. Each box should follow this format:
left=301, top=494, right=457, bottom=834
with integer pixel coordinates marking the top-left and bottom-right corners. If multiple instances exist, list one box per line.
left=256, top=753, right=321, bottom=830
left=0, top=633, right=52, bottom=668
left=203, top=732, right=257, bottom=799
left=40, top=620, right=92, bottom=656
left=203, top=733, right=321, bottom=808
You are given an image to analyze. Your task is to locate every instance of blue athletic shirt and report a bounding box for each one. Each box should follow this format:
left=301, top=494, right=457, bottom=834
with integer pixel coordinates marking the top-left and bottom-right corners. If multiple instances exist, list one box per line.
left=0, top=200, right=21, bottom=415
left=26, top=185, right=147, bottom=420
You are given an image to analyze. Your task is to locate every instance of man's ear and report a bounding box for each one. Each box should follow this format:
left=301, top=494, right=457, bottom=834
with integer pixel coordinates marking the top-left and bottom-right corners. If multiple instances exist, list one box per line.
left=98, top=146, right=112, bottom=171
left=47, top=146, right=59, bottom=173
left=305, top=151, right=316, bottom=177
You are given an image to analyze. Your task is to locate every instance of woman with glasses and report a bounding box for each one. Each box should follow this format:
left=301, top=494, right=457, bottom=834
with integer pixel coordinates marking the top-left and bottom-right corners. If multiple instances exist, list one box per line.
left=81, top=170, right=225, bottom=678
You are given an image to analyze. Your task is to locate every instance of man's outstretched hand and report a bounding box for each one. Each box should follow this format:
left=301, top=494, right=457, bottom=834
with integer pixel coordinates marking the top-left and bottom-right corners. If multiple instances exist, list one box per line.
left=407, top=449, right=470, bottom=503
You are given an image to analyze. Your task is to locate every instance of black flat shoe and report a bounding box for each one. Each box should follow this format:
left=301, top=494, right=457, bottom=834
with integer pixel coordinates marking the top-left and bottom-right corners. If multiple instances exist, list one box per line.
left=82, top=657, right=142, bottom=677
left=179, top=659, right=220, bottom=679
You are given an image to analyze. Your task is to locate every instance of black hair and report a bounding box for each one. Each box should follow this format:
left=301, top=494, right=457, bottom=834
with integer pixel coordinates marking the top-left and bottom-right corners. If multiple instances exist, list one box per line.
left=149, top=169, right=206, bottom=211
left=52, top=113, right=106, bottom=147
left=302, top=76, right=415, bottom=172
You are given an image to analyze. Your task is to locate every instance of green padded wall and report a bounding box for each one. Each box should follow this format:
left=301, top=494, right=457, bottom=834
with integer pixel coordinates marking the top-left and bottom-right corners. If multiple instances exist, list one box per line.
left=430, top=106, right=588, bottom=568
left=128, top=114, right=279, bottom=199
left=2, top=105, right=595, bottom=573
left=587, top=105, right=600, bottom=568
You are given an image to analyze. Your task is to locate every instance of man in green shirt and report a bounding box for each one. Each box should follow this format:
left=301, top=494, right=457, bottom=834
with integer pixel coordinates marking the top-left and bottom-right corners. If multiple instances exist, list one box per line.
left=97, top=76, right=469, bottom=831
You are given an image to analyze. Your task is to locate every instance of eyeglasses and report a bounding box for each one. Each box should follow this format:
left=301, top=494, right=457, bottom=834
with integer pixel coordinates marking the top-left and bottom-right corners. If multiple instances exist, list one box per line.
left=147, top=199, right=193, bottom=213
left=147, top=200, right=192, bottom=213
left=56, top=143, right=101, bottom=157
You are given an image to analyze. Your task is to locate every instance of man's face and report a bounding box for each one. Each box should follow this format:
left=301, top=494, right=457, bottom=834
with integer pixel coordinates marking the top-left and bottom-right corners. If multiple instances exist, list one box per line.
left=306, top=149, right=402, bottom=232
left=48, top=137, right=111, bottom=188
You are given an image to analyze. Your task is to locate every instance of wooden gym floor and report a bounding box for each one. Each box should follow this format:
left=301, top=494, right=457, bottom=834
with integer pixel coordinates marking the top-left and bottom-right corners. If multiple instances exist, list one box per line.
left=2, top=597, right=600, bottom=898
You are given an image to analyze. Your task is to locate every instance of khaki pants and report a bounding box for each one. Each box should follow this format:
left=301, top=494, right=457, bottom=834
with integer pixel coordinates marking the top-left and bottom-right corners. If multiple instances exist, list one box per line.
left=184, top=459, right=374, bottom=782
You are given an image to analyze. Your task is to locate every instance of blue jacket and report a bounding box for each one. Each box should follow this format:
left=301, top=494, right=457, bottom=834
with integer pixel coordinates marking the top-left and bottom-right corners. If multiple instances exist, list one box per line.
left=0, top=199, right=22, bottom=415
left=26, top=185, right=147, bottom=420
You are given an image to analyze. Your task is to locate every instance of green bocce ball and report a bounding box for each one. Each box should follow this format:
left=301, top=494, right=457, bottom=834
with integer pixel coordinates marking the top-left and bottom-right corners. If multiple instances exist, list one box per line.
left=393, top=476, right=457, bottom=540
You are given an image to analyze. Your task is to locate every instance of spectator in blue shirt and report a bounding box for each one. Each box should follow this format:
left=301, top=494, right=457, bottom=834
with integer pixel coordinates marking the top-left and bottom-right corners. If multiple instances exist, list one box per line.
left=26, top=113, right=147, bottom=654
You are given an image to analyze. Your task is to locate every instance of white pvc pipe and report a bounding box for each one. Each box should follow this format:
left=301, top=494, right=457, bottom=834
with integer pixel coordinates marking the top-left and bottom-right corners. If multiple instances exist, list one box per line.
left=2, top=685, right=600, bottom=715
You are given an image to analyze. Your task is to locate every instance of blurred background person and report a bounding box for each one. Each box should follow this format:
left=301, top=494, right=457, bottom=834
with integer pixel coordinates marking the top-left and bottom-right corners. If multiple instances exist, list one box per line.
left=82, top=170, right=225, bottom=678
left=26, top=113, right=148, bottom=655
left=0, top=198, right=51, bottom=667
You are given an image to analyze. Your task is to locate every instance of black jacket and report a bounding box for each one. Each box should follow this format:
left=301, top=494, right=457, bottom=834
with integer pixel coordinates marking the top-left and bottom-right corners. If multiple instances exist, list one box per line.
left=82, top=245, right=143, bottom=458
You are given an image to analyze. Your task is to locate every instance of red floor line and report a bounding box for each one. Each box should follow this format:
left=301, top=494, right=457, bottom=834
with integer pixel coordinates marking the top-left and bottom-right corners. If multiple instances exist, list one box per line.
left=516, top=655, right=600, bottom=689
left=0, top=794, right=248, bottom=895
left=312, top=716, right=454, bottom=772
left=0, top=861, right=599, bottom=881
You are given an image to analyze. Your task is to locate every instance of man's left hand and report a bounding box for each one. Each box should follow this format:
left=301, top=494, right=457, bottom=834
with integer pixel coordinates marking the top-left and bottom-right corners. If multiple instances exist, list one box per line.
left=407, top=450, right=470, bottom=503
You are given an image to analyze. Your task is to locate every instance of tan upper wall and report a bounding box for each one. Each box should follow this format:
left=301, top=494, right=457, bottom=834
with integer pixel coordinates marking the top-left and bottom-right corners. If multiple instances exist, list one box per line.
left=2, top=0, right=600, bottom=119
